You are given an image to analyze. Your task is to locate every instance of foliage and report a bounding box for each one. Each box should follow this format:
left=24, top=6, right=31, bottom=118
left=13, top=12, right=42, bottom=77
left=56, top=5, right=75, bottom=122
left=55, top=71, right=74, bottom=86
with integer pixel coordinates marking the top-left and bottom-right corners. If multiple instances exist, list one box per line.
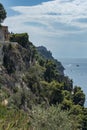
left=0, top=3, right=6, bottom=23
left=3, top=44, right=20, bottom=74
left=0, top=104, right=81, bottom=130
left=23, top=64, right=44, bottom=92
left=37, top=46, right=64, bottom=75
left=73, top=86, right=85, bottom=106
left=3, top=54, right=16, bottom=74
left=62, top=90, right=72, bottom=100
left=44, top=60, right=59, bottom=82
left=49, top=81, right=64, bottom=104
left=62, top=76, right=73, bottom=92
left=31, top=105, right=77, bottom=130
left=82, top=108, right=87, bottom=130
left=70, top=105, right=84, bottom=129
left=61, top=99, right=73, bottom=110
left=9, top=33, right=29, bottom=48
left=0, top=104, right=30, bottom=130
left=70, top=105, right=83, bottom=115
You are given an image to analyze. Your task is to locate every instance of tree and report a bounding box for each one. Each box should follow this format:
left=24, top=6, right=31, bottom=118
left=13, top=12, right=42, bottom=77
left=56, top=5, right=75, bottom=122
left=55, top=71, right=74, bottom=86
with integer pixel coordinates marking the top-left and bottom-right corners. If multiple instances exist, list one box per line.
left=70, top=105, right=83, bottom=129
left=0, top=3, right=6, bottom=24
left=73, top=86, right=85, bottom=106
left=44, top=60, right=58, bottom=82
left=82, top=108, right=87, bottom=130
left=61, top=99, right=73, bottom=110
left=9, top=33, right=29, bottom=48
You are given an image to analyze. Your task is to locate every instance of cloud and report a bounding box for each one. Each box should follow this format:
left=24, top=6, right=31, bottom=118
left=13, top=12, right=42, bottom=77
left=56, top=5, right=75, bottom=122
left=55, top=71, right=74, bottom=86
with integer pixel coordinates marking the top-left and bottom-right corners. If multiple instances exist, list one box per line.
left=4, top=0, right=87, bottom=32
left=75, top=18, right=87, bottom=23
left=3, top=0, right=87, bottom=58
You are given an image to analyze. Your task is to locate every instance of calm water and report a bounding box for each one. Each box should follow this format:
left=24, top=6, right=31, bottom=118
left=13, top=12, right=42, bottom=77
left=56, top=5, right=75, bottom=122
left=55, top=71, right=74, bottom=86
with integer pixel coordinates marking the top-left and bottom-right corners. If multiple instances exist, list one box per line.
left=59, top=58, right=87, bottom=107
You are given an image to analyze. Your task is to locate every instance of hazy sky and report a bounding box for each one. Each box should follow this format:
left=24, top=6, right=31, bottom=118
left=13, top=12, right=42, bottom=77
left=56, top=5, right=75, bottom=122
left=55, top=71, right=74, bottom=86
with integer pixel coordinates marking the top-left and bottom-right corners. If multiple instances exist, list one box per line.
left=1, top=0, right=87, bottom=58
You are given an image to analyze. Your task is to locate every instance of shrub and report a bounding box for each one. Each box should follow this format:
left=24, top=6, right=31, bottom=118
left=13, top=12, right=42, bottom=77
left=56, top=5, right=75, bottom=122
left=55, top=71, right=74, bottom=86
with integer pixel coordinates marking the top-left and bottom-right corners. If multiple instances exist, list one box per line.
left=9, top=33, right=29, bottom=48
left=31, top=105, right=78, bottom=130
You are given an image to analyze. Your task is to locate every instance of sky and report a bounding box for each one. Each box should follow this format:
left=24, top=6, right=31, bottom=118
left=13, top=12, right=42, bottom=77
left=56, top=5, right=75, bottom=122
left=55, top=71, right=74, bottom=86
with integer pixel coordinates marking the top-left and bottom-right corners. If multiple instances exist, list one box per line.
left=0, top=0, right=87, bottom=58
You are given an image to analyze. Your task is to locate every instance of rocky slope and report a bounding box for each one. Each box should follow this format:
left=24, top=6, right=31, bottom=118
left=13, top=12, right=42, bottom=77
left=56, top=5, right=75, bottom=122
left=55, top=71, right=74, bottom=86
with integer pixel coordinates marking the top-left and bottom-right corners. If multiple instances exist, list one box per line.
left=0, top=34, right=71, bottom=108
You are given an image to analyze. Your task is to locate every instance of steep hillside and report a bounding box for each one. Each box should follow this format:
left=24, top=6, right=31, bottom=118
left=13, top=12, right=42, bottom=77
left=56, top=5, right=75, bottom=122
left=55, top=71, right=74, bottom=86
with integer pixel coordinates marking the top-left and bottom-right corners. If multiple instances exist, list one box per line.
left=0, top=33, right=86, bottom=130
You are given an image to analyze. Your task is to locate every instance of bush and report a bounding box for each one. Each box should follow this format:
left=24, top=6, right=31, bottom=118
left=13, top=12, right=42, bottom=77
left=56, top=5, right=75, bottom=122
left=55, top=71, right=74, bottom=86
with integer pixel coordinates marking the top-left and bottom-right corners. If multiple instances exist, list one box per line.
left=73, top=86, right=85, bottom=106
left=31, top=105, right=78, bottom=130
left=10, top=33, right=29, bottom=48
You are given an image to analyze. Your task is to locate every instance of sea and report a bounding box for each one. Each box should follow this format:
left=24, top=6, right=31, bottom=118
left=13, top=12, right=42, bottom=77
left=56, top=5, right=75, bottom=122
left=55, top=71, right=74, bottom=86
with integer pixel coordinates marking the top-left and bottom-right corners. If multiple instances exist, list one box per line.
left=59, top=58, right=87, bottom=107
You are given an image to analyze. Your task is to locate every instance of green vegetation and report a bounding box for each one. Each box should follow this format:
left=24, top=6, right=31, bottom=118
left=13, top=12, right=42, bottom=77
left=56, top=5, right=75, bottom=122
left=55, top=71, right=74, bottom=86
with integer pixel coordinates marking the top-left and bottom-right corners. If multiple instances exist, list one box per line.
left=37, top=46, right=64, bottom=75
left=31, top=105, right=77, bottom=130
left=9, top=33, right=29, bottom=48
left=0, top=104, right=82, bottom=130
left=73, top=86, right=85, bottom=106
left=0, top=3, right=87, bottom=130
left=0, top=3, right=6, bottom=24
left=0, top=33, right=87, bottom=129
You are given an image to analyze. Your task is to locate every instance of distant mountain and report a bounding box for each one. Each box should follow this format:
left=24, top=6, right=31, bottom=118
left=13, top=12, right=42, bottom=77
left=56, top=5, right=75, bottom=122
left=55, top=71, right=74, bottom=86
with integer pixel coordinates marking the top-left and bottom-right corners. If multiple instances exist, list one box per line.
left=37, top=46, right=64, bottom=75
left=37, top=46, right=53, bottom=60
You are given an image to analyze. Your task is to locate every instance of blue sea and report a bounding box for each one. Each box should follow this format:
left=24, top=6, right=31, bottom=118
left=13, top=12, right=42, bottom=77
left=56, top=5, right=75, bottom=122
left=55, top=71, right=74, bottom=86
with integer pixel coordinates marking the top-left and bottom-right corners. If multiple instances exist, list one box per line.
left=59, top=58, right=87, bottom=107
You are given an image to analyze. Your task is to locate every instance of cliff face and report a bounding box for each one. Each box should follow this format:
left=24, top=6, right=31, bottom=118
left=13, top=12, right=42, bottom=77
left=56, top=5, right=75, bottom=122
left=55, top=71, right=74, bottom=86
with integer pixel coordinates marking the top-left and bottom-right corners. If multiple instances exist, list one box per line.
left=0, top=40, right=36, bottom=90
left=3, top=43, right=30, bottom=73
left=0, top=40, right=65, bottom=88
left=0, top=39, right=41, bottom=110
left=0, top=38, right=68, bottom=108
